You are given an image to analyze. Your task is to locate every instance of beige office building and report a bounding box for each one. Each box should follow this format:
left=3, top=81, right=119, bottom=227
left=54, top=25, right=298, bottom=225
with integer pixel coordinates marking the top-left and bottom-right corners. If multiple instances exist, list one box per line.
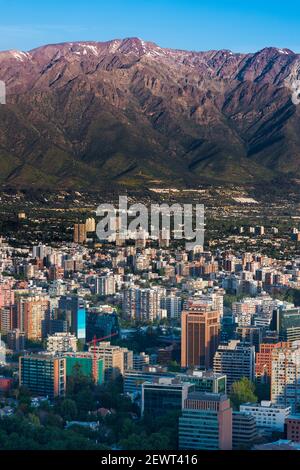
left=89, top=342, right=132, bottom=380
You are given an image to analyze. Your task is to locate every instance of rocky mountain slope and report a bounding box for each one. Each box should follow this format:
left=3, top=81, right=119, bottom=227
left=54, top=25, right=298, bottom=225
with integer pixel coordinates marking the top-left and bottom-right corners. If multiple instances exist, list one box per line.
left=0, top=37, right=300, bottom=189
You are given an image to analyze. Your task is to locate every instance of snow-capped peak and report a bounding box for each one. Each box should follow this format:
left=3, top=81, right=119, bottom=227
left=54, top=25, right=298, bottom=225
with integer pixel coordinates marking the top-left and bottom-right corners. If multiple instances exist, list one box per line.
left=277, top=48, right=290, bottom=55
left=9, top=50, right=31, bottom=62
left=71, top=43, right=99, bottom=56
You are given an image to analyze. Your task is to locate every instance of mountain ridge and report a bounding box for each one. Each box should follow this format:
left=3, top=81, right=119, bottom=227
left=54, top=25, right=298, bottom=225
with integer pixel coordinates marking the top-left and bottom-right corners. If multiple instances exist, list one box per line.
left=0, top=37, right=299, bottom=189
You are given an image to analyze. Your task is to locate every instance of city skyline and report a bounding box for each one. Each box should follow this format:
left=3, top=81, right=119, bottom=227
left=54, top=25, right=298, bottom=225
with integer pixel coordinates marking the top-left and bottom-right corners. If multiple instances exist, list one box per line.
left=1, top=209, right=300, bottom=452
left=2, top=0, right=300, bottom=457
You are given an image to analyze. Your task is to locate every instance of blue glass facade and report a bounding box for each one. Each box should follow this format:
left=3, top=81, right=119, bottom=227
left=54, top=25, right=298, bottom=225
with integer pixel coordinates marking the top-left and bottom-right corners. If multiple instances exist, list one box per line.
left=77, top=306, right=86, bottom=340
left=58, top=295, right=86, bottom=341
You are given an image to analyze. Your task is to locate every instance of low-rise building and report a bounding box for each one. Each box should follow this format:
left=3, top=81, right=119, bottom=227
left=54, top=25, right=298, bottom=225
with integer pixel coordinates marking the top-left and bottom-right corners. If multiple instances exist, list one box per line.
left=124, top=366, right=175, bottom=398
left=142, top=377, right=193, bottom=417
left=176, top=370, right=226, bottom=394
left=240, top=400, right=291, bottom=432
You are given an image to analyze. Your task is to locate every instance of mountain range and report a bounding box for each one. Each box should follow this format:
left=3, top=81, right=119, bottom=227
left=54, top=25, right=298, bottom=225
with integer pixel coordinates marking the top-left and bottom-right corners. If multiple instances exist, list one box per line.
left=0, top=37, right=300, bottom=189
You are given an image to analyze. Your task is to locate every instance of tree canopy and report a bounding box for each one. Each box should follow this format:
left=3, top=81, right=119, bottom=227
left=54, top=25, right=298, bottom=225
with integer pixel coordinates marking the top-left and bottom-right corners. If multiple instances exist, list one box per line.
left=229, top=377, right=258, bottom=410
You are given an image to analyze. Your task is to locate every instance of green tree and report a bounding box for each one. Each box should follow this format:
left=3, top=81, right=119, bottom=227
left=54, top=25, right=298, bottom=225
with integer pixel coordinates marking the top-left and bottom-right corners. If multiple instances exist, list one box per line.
left=28, top=413, right=40, bottom=426
left=230, top=377, right=257, bottom=410
left=167, top=360, right=181, bottom=372
left=60, top=399, right=78, bottom=421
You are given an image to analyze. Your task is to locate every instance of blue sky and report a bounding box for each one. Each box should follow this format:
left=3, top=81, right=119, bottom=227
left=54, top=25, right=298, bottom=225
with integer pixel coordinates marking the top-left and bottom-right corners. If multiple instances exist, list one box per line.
left=0, top=0, right=299, bottom=53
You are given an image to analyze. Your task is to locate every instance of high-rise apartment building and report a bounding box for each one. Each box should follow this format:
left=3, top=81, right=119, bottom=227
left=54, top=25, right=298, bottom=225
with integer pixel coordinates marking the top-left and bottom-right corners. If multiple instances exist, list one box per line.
left=161, top=294, right=182, bottom=320
left=122, top=287, right=164, bottom=321
left=0, top=306, right=15, bottom=334
left=194, top=291, right=224, bottom=319
left=232, top=299, right=257, bottom=327
left=255, top=342, right=290, bottom=383
left=17, top=295, right=50, bottom=341
left=96, top=274, right=116, bottom=296
left=120, top=347, right=133, bottom=371
left=85, top=217, right=96, bottom=233
left=73, top=224, right=87, bottom=244
left=181, top=301, right=220, bottom=369
left=46, top=332, right=77, bottom=354
left=58, top=295, right=86, bottom=341
left=271, top=307, right=300, bottom=342
left=19, top=355, right=66, bottom=399
left=213, top=340, right=255, bottom=391
left=138, top=287, right=164, bottom=321
left=88, top=341, right=127, bottom=380
left=0, top=282, right=14, bottom=309
left=271, top=343, right=300, bottom=412
left=32, top=244, right=51, bottom=260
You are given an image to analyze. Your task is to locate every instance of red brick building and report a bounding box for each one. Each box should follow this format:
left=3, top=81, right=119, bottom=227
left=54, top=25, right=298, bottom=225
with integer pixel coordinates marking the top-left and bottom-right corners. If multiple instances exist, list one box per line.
left=255, top=342, right=290, bottom=382
left=286, top=416, right=300, bottom=442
